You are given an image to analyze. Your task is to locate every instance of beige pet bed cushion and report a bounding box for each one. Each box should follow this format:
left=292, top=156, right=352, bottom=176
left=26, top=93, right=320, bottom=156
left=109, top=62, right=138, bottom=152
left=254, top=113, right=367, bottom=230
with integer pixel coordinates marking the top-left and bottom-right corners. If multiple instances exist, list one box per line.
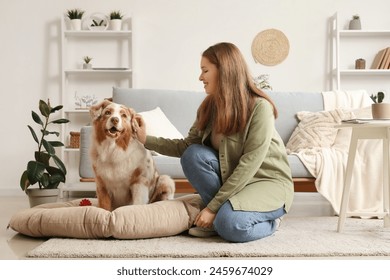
left=8, top=194, right=203, bottom=239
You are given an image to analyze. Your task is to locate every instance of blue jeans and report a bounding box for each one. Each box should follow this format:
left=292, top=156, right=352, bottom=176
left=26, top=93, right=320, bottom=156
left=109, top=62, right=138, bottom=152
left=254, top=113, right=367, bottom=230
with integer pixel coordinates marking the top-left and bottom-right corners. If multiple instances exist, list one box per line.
left=181, top=144, right=285, bottom=243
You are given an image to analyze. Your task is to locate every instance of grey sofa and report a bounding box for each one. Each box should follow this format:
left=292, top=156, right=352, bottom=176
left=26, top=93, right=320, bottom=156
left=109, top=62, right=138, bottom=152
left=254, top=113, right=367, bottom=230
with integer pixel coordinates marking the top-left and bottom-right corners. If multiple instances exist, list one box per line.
left=79, top=87, right=324, bottom=192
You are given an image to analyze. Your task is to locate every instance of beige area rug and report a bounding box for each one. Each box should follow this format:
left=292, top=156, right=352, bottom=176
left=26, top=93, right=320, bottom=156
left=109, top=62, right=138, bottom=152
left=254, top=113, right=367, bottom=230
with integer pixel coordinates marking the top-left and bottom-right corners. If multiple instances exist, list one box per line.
left=26, top=217, right=390, bottom=258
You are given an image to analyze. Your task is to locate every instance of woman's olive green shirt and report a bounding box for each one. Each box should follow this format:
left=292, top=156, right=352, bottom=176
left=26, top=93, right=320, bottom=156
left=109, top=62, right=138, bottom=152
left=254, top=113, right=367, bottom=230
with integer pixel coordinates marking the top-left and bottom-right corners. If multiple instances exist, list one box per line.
left=145, top=98, right=294, bottom=213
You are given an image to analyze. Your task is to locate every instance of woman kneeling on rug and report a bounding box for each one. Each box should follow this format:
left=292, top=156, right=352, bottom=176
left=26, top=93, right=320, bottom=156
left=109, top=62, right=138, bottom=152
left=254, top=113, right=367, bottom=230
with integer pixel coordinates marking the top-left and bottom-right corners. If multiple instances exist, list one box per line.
left=136, top=42, right=294, bottom=243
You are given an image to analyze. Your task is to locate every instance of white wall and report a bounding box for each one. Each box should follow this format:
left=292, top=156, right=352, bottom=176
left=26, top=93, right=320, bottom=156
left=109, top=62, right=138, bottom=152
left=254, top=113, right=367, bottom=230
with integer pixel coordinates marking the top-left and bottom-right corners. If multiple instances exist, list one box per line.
left=1, top=0, right=390, bottom=195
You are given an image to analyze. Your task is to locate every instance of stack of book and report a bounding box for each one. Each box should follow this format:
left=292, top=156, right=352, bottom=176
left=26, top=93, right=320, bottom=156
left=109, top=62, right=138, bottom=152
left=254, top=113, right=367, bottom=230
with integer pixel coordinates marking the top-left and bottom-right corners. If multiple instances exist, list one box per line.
left=371, top=47, right=390, bottom=69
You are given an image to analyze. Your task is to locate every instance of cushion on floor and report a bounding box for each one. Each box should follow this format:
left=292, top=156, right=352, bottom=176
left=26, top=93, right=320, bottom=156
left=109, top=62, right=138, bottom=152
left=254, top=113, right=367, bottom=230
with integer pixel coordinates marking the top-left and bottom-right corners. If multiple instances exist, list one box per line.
left=8, top=194, right=203, bottom=239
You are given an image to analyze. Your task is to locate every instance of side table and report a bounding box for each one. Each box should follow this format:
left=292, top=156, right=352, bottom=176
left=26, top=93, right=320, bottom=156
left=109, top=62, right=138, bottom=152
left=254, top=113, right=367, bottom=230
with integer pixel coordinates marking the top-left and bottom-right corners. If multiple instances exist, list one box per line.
left=337, top=121, right=390, bottom=232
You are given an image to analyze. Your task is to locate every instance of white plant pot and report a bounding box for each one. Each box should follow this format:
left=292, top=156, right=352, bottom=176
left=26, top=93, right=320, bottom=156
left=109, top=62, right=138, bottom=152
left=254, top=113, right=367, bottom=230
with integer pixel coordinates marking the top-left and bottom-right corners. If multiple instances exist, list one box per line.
left=372, top=103, right=390, bottom=119
left=70, top=19, right=82, bottom=31
left=26, top=188, right=59, bottom=207
left=83, top=63, right=92, bottom=69
left=110, top=19, right=122, bottom=31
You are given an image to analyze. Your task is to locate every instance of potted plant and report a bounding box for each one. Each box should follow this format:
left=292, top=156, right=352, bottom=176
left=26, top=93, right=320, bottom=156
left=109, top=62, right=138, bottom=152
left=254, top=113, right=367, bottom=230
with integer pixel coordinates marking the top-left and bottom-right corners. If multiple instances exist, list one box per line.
left=349, top=15, right=361, bottom=30
left=66, top=9, right=85, bottom=31
left=20, top=99, right=69, bottom=207
left=83, top=56, right=93, bottom=69
left=253, top=74, right=272, bottom=90
left=109, top=10, right=124, bottom=31
left=370, top=91, right=390, bottom=119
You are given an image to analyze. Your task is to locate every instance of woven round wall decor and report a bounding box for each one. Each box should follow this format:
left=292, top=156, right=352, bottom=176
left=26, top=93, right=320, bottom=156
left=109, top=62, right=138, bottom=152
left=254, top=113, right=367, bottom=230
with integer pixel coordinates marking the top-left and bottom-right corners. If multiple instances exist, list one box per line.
left=251, top=29, right=290, bottom=66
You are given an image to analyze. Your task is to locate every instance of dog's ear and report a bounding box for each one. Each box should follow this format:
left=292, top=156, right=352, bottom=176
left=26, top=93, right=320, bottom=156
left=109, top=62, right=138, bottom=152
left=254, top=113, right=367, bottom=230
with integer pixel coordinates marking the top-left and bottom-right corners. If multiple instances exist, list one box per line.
left=90, top=100, right=112, bottom=120
left=128, top=108, right=140, bottom=132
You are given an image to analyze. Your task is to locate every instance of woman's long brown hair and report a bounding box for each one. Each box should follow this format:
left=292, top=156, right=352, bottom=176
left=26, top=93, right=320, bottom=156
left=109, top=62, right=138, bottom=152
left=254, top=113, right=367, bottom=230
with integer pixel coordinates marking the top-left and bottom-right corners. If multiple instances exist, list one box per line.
left=196, top=42, right=278, bottom=136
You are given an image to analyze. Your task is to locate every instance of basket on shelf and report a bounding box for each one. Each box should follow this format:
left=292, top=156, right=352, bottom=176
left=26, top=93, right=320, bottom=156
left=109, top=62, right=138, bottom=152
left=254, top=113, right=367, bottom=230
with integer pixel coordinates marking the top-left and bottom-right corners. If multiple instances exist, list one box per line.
left=69, top=131, right=80, bottom=148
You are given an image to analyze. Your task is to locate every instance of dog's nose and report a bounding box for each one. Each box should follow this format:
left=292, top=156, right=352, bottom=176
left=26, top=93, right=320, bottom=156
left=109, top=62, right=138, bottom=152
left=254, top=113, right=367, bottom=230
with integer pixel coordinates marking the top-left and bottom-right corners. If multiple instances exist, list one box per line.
left=111, top=117, right=119, bottom=125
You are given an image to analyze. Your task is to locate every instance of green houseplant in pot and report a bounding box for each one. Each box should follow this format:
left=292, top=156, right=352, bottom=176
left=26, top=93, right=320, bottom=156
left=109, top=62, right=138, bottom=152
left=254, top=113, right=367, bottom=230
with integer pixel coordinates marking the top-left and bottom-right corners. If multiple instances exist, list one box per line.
left=20, top=99, right=69, bottom=207
left=66, top=8, right=85, bottom=30
left=83, top=56, right=93, bottom=69
left=109, top=10, right=124, bottom=31
left=370, top=91, right=390, bottom=119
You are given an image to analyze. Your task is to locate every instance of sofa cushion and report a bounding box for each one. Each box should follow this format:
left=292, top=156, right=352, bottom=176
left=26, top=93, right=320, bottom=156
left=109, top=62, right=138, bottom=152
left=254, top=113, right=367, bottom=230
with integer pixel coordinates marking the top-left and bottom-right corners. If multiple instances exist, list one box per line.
left=154, top=154, right=312, bottom=178
left=153, top=155, right=184, bottom=178
left=288, top=154, right=312, bottom=177
left=266, top=91, right=324, bottom=145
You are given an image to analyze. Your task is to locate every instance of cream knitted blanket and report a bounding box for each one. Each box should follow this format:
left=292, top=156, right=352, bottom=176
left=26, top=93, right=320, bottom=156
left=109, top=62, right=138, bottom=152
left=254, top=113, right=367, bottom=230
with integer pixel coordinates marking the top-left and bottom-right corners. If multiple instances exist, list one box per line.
left=293, top=90, right=383, bottom=216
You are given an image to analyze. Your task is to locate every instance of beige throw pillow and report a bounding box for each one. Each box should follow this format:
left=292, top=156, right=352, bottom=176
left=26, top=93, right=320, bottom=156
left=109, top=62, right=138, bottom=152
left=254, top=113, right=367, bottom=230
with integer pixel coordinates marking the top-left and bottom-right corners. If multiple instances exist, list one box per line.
left=139, top=107, right=184, bottom=139
left=286, top=109, right=355, bottom=153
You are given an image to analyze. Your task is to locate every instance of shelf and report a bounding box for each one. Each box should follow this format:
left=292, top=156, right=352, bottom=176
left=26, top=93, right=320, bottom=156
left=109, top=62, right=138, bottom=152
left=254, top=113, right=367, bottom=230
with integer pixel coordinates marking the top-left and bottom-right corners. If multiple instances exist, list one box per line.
left=61, top=15, right=133, bottom=196
left=65, top=109, right=89, bottom=113
left=339, top=30, right=390, bottom=37
left=64, top=30, right=132, bottom=37
left=332, top=13, right=390, bottom=89
left=65, top=69, right=132, bottom=74
left=339, top=69, right=390, bottom=75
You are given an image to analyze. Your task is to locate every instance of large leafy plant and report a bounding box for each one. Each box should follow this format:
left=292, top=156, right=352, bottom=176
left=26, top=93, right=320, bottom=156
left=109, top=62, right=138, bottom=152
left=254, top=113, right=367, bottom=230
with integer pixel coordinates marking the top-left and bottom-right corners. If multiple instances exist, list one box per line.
left=20, top=99, right=69, bottom=191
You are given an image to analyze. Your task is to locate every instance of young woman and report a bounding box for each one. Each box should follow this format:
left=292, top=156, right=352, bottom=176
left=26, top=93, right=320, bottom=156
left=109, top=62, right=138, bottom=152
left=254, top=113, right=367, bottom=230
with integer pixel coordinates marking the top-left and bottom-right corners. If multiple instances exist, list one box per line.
left=136, top=42, right=294, bottom=243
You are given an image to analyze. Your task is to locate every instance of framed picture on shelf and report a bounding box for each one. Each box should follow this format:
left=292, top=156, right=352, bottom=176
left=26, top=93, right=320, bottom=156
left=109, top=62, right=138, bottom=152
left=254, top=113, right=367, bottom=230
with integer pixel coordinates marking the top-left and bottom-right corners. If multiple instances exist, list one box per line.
left=83, top=13, right=109, bottom=31
left=74, top=93, right=98, bottom=109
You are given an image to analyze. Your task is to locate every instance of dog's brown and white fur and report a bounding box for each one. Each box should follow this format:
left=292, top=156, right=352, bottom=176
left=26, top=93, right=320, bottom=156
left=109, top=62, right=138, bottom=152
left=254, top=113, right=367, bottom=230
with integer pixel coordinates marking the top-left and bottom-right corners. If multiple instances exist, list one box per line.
left=90, top=100, right=175, bottom=211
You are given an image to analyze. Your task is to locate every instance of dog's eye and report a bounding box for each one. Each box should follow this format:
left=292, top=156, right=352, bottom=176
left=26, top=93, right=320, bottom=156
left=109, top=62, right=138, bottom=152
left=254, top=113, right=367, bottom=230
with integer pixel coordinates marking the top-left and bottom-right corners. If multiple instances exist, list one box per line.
left=105, top=111, right=111, bottom=116
left=122, top=113, right=127, bottom=118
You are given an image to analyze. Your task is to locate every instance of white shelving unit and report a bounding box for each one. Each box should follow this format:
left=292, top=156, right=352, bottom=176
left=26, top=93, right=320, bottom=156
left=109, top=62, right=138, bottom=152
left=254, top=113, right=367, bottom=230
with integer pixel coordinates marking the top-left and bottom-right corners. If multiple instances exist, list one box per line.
left=332, top=13, right=390, bottom=93
left=59, top=16, right=133, bottom=197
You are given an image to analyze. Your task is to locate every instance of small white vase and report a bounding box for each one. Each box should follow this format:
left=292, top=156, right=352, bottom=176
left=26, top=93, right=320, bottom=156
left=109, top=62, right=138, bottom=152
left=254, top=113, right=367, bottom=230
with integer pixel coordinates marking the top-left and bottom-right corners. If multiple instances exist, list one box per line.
left=110, top=19, right=122, bottom=31
left=83, top=63, right=92, bottom=69
left=70, top=19, right=82, bottom=31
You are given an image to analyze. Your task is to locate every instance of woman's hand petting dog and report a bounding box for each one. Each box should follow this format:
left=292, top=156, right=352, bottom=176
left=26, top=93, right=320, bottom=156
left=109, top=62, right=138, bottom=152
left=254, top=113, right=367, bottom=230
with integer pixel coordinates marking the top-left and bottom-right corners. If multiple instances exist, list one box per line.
left=134, top=114, right=147, bottom=144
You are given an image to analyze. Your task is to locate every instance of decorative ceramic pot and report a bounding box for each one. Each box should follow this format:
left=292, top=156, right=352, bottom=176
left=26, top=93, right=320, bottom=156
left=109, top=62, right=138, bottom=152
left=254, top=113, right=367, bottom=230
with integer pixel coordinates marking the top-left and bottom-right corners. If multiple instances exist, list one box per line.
left=355, top=58, right=366, bottom=69
left=83, top=63, right=92, bottom=69
left=349, top=18, right=361, bottom=30
left=70, top=19, right=82, bottom=31
left=26, top=188, right=59, bottom=207
left=372, top=103, right=390, bottom=119
left=110, top=19, right=122, bottom=31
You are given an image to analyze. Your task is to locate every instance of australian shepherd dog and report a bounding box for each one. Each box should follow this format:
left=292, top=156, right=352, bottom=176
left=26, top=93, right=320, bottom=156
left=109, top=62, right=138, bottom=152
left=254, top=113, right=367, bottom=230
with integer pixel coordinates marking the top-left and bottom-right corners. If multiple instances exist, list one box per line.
left=89, top=100, right=175, bottom=211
